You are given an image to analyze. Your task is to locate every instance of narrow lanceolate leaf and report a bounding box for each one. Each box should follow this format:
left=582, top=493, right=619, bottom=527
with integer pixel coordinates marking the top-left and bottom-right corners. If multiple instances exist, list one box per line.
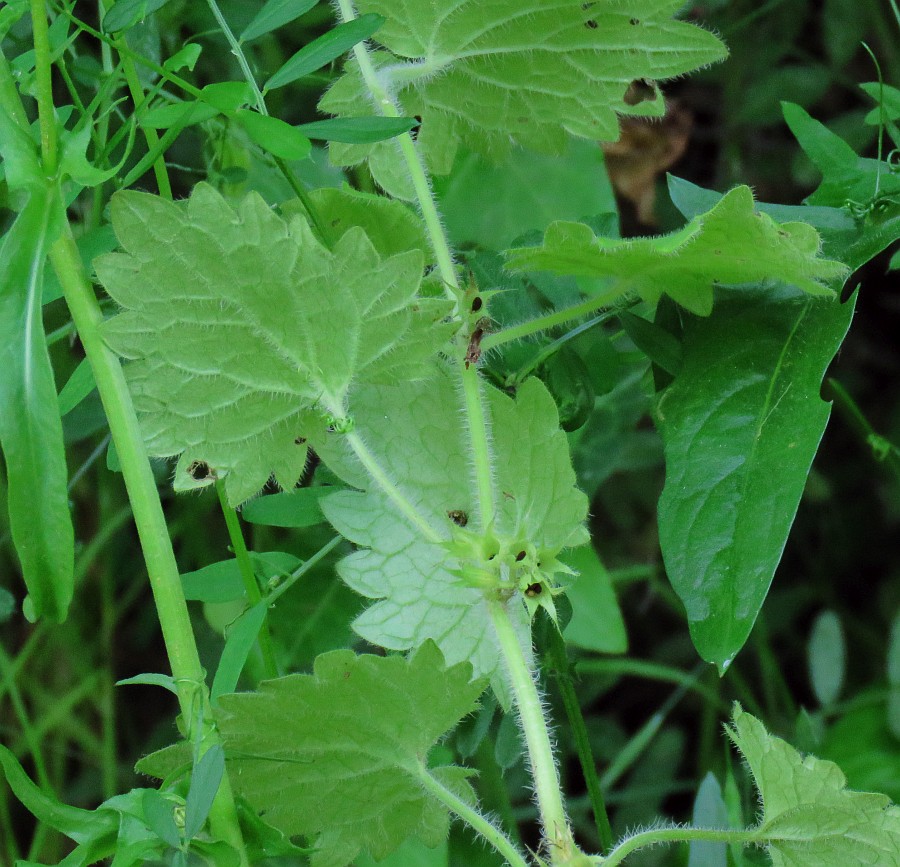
left=728, top=704, right=900, bottom=865
left=0, top=186, right=74, bottom=622
left=216, top=642, right=485, bottom=867
left=506, top=186, right=849, bottom=316
left=656, top=285, right=855, bottom=671
left=317, top=367, right=588, bottom=692
left=320, top=0, right=726, bottom=186
left=96, top=184, right=451, bottom=505
left=240, top=0, right=318, bottom=43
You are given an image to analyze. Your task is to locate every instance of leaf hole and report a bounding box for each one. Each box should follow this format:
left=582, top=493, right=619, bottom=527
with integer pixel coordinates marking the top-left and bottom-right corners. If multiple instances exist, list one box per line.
left=471, top=296, right=483, bottom=313
left=525, top=583, right=542, bottom=597
left=447, top=509, right=469, bottom=527
left=187, top=460, right=213, bottom=481
left=585, top=18, right=598, bottom=28
left=624, top=79, right=657, bottom=106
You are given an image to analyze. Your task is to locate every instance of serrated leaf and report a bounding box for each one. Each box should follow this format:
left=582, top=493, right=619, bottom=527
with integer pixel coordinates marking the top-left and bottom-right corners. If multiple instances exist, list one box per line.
left=321, top=0, right=726, bottom=183
left=96, top=183, right=451, bottom=505
left=506, top=186, right=848, bottom=316
left=317, top=367, right=588, bottom=691
left=656, top=285, right=855, bottom=671
left=728, top=704, right=900, bottom=865
left=216, top=642, right=485, bottom=867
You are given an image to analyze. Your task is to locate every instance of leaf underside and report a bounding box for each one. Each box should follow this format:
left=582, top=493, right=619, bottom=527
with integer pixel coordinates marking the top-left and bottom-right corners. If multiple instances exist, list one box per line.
left=96, top=183, right=451, bottom=505
left=320, top=0, right=727, bottom=194
left=318, top=366, right=589, bottom=693
left=656, top=284, right=855, bottom=671
left=506, top=186, right=849, bottom=316
left=729, top=705, right=900, bottom=866
left=216, top=642, right=485, bottom=867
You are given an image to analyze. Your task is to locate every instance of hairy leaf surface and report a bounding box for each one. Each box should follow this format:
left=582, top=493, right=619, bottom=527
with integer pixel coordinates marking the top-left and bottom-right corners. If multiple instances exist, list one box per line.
left=320, top=0, right=726, bottom=186
left=506, top=186, right=849, bottom=315
left=96, top=184, right=451, bottom=504
left=317, top=367, right=588, bottom=690
left=656, top=285, right=855, bottom=671
left=217, top=642, right=484, bottom=867
left=729, top=705, right=900, bottom=865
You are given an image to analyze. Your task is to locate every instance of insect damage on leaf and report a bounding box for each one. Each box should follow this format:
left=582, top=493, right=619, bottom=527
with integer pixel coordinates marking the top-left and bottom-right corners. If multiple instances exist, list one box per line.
left=95, top=183, right=454, bottom=505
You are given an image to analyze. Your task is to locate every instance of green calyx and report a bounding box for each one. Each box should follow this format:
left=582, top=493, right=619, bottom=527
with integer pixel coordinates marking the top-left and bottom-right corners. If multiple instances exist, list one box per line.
left=445, top=525, right=575, bottom=621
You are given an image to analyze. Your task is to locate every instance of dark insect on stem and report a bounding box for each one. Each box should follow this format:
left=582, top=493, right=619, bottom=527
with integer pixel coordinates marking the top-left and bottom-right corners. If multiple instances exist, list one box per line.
left=465, top=316, right=492, bottom=369
left=187, top=460, right=213, bottom=481
left=471, top=295, right=483, bottom=313
left=447, top=509, right=469, bottom=527
left=525, top=582, right=543, bottom=597
left=515, top=550, right=527, bottom=562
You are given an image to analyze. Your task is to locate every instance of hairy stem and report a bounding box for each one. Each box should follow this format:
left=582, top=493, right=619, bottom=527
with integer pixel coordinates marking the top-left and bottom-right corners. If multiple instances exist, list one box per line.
left=489, top=600, right=576, bottom=861
left=334, top=0, right=575, bottom=854
left=415, top=764, right=530, bottom=867
left=598, top=826, right=758, bottom=866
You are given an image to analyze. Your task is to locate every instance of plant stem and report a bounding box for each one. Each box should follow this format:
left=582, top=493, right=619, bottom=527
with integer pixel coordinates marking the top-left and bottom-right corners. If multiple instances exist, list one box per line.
left=599, top=826, right=758, bottom=866
left=46, top=233, right=249, bottom=864
left=29, top=0, right=57, bottom=173
left=266, top=535, right=343, bottom=606
left=205, top=0, right=267, bottom=114
left=415, top=763, right=531, bottom=867
left=335, top=1, right=575, bottom=854
left=216, top=481, right=279, bottom=680
left=483, top=293, right=622, bottom=353
left=542, top=625, right=613, bottom=854
left=489, top=600, right=577, bottom=861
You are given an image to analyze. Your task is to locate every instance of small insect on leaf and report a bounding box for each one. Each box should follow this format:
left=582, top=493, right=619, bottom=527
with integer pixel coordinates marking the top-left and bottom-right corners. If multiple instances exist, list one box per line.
left=525, top=583, right=543, bottom=597
left=447, top=509, right=468, bottom=527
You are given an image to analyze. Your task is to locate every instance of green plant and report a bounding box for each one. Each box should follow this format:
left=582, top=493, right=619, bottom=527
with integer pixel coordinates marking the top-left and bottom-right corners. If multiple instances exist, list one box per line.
left=1, top=1, right=900, bottom=866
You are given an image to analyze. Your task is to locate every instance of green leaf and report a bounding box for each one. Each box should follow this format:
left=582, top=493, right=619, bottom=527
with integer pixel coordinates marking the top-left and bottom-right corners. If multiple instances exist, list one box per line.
left=561, top=545, right=627, bottom=654
left=318, top=367, right=588, bottom=690
left=300, top=186, right=431, bottom=262
left=58, top=358, right=98, bottom=416
left=232, top=110, right=312, bottom=160
left=211, top=601, right=269, bottom=701
left=667, top=173, right=900, bottom=276
left=96, top=183, right=451, bottom=505
left=142, top=789, right=181, bottom=848
left=728, top=704, right=900, bottom=865
left=808, top=610, right=845, bottom=706
left=321, top=1, right=726, bottom=183
left=116, top=672, right=179, bottom=694
left=861, top=82, right=900, bottom=124
left=240, top=487, right=331, bottom=528
left=265, top=14, right=384, bottom=91
left=0, top=186, right=74, bottom=623
left=184, top=745, right=225, bottom=839
left=783, top=101, right=900, bottom=208
left=139, top=99, right=219, bottom=130
left=241, top=0, right=318, bottom=42
left=506, top=186, right=848, bottom=316
left=688, top=772, right=728, bottom=867
left=296, top=116, right=418, bottom=143
left=435, top=140, right=618, bottom=252
left=102, top=0, right=172, bottom=33
left=0, top=745, right=116, bottom=842
left=656, top=285, right=855, bottom=671
left=217, top=642, right=485, bottom=867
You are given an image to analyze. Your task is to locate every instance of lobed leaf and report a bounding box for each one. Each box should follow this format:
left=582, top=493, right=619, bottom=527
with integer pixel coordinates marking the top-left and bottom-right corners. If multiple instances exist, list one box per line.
left=656, top=284, right=855, bottom=671
left=96, top=183, right=451, bottom=505
left=320, top=0, right=727, bottom=187
left=216, top=642, right=485, bottom=867
left=317, top=367, right=588, bottom=691
left=728, top=705, right=900, bottom=865
left=506, top=186, right=849, bottom=316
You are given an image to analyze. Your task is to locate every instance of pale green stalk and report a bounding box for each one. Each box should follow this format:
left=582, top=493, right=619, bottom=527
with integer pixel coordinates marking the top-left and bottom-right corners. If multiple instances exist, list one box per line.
left=489, top=600, right=577, bottom=861
left=205, top=0, right=267, bottom=113
left=415, top=764, right=531, bottom=867
left=333, top=1, right=575, bottom=857
left=597, top=826, right=758, bottom=866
